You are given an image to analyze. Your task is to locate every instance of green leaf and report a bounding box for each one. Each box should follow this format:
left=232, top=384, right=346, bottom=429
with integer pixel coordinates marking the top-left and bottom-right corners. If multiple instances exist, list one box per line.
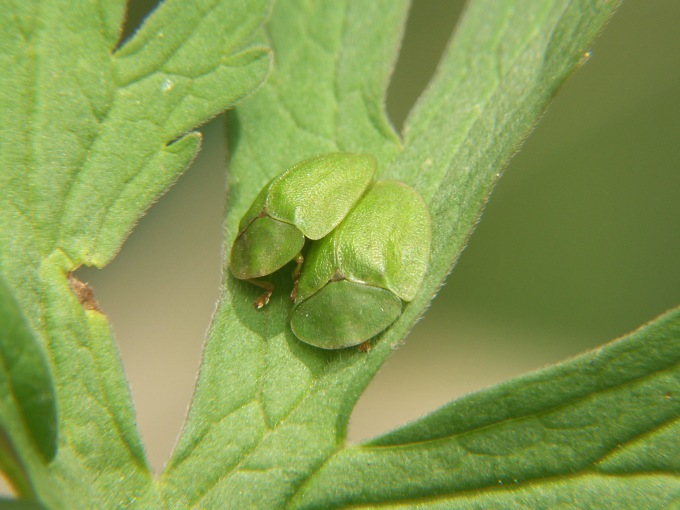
left=293, top=307, right=680, bottom=508
left=163, top=2, right=410, bottom=507
left=0, top=0, right=271, bottom=507
left=0, top=274, right=57, bottom=473
left=166, top=0, right=627, bottom=508
left=0, top=499, right=47, bottom=510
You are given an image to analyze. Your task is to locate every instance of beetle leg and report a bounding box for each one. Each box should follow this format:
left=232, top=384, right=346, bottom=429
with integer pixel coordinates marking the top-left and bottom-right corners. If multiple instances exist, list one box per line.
left=246, top=279, right=275, bottom=309
left=357, top=341, right=372, bottom=353
left=290, top=253, right=304, bottom=302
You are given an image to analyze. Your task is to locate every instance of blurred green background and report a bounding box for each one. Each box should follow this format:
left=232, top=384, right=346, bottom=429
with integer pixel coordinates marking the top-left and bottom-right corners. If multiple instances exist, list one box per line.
left=70, top=0, right=680, bottom=475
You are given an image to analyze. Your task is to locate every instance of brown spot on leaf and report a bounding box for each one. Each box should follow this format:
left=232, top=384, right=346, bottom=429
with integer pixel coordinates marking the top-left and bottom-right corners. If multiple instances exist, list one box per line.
left=68, top=274, right=103, bottom=313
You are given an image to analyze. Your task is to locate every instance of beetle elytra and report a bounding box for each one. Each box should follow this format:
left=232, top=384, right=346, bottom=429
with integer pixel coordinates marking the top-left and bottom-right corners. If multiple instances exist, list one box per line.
left=290, top=180, right=431, bottom=349
left=230, top=153, right=376, bottom=308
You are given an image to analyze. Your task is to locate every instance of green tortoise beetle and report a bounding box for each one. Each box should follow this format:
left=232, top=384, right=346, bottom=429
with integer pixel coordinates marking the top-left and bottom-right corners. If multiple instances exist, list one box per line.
left=290, top=180, right=431, bottom=349
left=230, top=153, right=376, bottom=308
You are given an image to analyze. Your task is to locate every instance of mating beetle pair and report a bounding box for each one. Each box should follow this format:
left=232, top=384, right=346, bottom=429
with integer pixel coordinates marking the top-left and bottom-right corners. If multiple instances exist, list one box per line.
left=230, top=153, right=431, bottom=350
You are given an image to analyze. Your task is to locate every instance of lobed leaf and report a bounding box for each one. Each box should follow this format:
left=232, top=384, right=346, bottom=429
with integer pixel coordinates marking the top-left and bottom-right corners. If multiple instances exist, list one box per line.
left=167, top=0, right=632, bottom=508
left=163, top=2, right=409, bottom=507
left=0, top=0, right=271, bottom=507
left=291, top=307, right=680, bottom=508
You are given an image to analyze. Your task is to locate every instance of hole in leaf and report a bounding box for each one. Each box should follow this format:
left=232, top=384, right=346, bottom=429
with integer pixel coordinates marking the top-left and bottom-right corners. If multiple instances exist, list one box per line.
left=115, top=0, right=163, bottom=51
left=386, top=0, right=465, bottom=131
left=77, top=117, right=225, bottom=473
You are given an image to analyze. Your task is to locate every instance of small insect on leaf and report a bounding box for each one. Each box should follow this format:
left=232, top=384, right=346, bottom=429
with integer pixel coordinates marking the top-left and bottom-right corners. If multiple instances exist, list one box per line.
left=230, top=153, right=376, bottom=308
left=290, top=180, right=431, bottom=349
